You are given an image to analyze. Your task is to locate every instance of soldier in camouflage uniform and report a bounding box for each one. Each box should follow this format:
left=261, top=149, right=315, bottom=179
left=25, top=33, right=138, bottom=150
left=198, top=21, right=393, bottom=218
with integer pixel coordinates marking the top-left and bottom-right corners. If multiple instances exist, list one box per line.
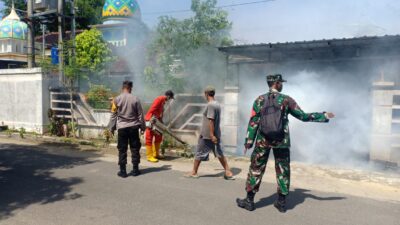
left=236, top=74, right=335, bottom=212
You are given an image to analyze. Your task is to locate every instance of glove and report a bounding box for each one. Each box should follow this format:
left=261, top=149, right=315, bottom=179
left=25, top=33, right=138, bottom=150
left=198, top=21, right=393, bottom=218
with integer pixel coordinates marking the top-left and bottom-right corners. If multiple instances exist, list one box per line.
left=150, top=116, right=157, bottom=124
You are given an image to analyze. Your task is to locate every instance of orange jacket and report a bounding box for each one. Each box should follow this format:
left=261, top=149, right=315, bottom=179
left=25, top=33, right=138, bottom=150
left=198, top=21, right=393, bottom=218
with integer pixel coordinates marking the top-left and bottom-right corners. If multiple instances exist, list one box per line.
left=145, top=96, right=167, bottom=121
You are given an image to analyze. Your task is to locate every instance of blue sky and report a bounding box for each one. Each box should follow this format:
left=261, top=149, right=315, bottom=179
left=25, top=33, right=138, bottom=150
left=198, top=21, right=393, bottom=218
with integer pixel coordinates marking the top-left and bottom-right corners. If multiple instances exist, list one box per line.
left=1, top=0, right=399, bottom=44
left=138, top=0, right=400, bottom=44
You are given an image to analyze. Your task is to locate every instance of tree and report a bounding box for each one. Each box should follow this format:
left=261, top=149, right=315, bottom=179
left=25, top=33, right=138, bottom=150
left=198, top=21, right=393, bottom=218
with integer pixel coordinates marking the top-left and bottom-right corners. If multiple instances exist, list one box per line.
left=62, top=28, right=113, bottom=134
left=145, top=0, right=233, bottom=95
left=37, top=30, right=110, bottom=94
left=151, top=0, right=232, bottom=57
left=75, top=28, right=113, bottom=74
left=63, top=40, right=80, bottom=137
left=74, top=0, right=104, bottom=29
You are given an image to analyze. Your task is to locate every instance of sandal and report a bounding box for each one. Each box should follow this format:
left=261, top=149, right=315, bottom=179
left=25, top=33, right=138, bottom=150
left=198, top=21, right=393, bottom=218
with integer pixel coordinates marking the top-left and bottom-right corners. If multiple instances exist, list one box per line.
left=184, top=174, right=200, bottom=179
left=224, top=175, right=235, bottom=180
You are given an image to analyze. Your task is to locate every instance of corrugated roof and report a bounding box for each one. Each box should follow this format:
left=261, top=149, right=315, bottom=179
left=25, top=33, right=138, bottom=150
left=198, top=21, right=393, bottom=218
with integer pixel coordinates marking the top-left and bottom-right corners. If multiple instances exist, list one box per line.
left=218, top=35, right=400, bottom=63
left=219, top=35, right=400, bottom=51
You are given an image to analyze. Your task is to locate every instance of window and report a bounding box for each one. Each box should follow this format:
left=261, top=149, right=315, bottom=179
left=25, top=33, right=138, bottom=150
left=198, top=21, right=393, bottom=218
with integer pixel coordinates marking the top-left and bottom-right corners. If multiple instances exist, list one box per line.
left=394, top=95, right=400, bottom=105
left=392, top=123, right=400, bottom=134
left=7, top=43, right=11, bottom=52
left=23, top=42, right=27, bottom=53
left=393, top=109, right=400, bottom=119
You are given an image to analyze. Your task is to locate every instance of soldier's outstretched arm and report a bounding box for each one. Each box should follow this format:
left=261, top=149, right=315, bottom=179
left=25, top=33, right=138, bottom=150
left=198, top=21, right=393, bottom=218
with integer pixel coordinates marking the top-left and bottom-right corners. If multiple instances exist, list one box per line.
left=244, top=96, right=263, bottom=151
left=287, top=97, right=330, bottom=123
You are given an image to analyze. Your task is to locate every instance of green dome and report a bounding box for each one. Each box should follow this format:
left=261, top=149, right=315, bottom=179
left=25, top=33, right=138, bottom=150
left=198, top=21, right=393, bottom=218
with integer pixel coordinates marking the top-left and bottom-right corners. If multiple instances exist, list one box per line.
left=0, top=8, right=27, bottom=40
left=102, top=0, right=141, bottom=20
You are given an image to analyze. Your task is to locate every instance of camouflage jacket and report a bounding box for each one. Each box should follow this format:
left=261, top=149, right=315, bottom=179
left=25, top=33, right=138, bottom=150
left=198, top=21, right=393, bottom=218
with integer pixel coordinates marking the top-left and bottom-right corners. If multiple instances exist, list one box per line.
left=245, top=90, right=329, bottom=149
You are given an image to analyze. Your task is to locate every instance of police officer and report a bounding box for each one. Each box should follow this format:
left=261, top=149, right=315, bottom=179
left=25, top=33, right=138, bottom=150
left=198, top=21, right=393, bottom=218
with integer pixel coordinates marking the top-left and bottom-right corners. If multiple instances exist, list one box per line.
left=109, top=81, right=146, bottom=178
left=236, top=74, right=335, bottom=212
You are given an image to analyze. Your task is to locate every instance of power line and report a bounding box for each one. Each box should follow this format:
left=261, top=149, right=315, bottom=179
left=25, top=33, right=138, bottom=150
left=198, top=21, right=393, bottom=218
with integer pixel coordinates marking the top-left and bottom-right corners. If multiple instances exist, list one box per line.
left=142, top=0, right=276, bottom=16
left=219, top=0, right=275, bottom=8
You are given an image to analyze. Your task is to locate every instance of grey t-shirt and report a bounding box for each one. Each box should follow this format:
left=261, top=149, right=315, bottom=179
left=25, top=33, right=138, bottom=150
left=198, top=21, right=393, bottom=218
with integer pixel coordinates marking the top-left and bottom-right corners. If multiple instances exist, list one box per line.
left=200, top=100, right=221, bottom=140
left=114, top=93, right=145, bottom=130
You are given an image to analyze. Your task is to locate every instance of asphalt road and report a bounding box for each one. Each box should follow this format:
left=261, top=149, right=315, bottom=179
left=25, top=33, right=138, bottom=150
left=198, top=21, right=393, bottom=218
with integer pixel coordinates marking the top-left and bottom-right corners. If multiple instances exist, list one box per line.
left=0, top=142, right=399, bottom=225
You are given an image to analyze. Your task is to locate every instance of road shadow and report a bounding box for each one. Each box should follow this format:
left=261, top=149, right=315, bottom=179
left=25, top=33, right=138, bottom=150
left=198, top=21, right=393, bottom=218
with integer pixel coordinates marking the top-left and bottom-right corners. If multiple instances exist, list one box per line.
left=255, top=188, right=346, bottom=210
left=0, top=142, right=98, bottom=221
left=200, top=167, right=242, bottom=178
left=159, top=155, right=181, bottom=161
left=140, top=165, right=172, bottom=175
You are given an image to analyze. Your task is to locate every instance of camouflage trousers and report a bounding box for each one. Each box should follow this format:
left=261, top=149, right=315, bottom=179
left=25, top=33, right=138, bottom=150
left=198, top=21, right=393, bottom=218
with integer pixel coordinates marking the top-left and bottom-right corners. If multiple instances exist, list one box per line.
left=245, top=144, right=291, bottom=196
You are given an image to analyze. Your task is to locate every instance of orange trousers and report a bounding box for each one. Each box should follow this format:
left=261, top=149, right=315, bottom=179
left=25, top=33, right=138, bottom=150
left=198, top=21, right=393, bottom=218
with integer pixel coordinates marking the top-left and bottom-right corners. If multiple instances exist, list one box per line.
left=145, top=128, right=163, bottom=146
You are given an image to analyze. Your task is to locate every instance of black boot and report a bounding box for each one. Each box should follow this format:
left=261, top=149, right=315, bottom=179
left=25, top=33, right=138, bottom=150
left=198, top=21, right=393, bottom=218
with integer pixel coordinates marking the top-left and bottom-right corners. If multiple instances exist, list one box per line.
left=118, top=165, right=128, bottom=178
left=236, top=192, right=255, bottom=211
left=274, top=193, right=287, bottom=213
left=130, top=164, right=141, bottom=177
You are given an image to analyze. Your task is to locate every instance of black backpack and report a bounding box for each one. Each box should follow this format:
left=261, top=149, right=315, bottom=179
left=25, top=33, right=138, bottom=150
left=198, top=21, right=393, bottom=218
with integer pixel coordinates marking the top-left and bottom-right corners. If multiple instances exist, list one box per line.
left=259, top=93, right=285, bottom=142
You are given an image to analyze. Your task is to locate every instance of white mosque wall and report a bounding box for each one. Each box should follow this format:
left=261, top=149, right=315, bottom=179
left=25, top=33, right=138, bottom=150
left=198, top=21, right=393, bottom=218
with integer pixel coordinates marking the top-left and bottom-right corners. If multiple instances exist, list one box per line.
left=0, top=39, right=28, bottom=54
left=0, top=68, right=58, bottom=134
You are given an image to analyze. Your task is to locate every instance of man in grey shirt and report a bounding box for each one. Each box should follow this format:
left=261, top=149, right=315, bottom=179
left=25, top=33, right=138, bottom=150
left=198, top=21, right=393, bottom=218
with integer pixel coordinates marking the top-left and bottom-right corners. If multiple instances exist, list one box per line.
left=109, top=81, right=145, bottom=178
left=200, top=98, right=221, bottom=141
left=186, top=86, right=234, bottom=179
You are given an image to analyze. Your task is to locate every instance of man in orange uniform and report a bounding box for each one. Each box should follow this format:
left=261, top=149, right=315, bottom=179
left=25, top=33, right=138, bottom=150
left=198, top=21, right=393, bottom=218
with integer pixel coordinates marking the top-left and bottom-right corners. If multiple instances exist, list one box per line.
left=145, top=90, right=174, bottom=162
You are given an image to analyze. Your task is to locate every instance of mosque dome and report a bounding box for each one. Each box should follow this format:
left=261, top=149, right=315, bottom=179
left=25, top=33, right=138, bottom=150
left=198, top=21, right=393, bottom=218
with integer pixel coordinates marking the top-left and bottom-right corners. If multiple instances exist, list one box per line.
left=0, top=7, right=28, bottom=40
left=102, top=0, right=141, bottom=21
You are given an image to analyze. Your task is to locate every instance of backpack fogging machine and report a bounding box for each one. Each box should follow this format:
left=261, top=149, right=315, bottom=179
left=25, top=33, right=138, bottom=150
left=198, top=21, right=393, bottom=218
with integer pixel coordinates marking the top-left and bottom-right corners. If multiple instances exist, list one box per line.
left=147, top=116, right=194, bottom=157
left=147, top=116, right=187, bottom=145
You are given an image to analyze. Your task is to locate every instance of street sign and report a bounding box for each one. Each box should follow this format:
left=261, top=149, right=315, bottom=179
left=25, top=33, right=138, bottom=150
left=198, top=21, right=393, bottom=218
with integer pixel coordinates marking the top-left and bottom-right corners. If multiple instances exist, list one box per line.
left=51, top=46, right=59, bottom=65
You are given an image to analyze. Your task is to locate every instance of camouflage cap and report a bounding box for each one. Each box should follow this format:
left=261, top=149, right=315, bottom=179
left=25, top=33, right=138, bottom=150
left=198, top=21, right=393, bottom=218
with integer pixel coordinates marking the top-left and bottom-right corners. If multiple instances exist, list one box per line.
left=205, top=85, right=216, bottom=93
left=266, top=74, right=287, bottom=83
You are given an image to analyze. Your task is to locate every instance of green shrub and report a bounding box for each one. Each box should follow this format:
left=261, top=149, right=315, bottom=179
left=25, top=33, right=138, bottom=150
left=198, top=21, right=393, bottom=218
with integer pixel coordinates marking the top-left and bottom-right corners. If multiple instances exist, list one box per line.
left=103, top=129, right=112, bottom=144
left=19, top=127, right=26, bottom=139
left=67, top=121, right=78, bottom=137
left=87, top=85, right=113, bottom=109
left=5, top=129, right=12, bottom=137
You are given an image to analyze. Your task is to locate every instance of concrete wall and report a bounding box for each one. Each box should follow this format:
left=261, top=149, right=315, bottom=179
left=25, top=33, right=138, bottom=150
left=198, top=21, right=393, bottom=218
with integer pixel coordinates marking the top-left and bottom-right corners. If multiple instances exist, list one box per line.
left=92, top=110, right=111, bottom=127
left=371, top=81, right=400, bottom=165
left=0, top=68, right=58, bottom=134
left=223, top=87, right=239, bottom=154
left=77, top=110, right=111, bottom=139
left=78, top=125, right=106, bottom=140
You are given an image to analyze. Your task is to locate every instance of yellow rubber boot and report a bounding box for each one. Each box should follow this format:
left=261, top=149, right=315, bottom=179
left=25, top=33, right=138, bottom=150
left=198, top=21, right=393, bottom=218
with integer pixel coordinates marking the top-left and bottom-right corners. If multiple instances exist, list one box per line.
left=154, top=143, right=165, bottom=160
left=146, top=145, right=158, bottom=163
left=152, top=144, right=157, bottom=158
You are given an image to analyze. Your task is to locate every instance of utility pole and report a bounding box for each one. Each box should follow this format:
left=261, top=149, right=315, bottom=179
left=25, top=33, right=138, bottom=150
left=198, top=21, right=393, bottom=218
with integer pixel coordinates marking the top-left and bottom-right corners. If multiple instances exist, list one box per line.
left=71, top=0, right=76, bottom=57
left=58, top=0, right=65, bottom=85
left=70, top=0, right=77, bottom=90
left=42, top=23, right=46, bottom=60
left=69, top=0, right=77, bottom=137
left=27, top=0, right=35, bottom=68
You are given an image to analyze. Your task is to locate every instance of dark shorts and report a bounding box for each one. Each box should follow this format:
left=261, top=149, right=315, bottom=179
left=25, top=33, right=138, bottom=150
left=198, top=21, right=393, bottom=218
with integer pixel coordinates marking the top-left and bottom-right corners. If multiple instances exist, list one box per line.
left=195, top=137, right=224, bottom=161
